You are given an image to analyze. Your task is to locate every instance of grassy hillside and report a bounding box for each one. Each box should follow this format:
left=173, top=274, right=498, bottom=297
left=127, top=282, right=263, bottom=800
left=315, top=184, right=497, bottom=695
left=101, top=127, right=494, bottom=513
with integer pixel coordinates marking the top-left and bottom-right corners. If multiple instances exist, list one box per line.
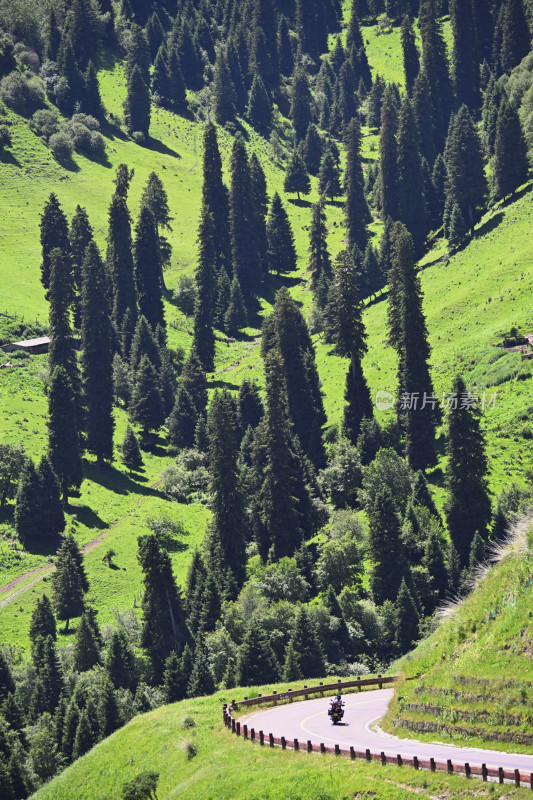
left=383, top=518, right=533, bottom=752
left=30, top=680, right=533, bottom=800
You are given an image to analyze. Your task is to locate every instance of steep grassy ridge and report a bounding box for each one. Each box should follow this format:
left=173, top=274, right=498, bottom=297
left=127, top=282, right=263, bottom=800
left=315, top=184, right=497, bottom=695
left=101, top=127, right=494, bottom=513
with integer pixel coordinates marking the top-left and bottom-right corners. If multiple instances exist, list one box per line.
left=384, top=519, right=533, bottom=752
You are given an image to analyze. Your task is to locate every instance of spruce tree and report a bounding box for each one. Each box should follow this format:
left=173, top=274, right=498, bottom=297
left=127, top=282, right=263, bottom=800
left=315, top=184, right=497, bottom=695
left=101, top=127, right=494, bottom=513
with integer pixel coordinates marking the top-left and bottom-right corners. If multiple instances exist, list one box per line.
left=389, top=223, right=438, bottom=470
left=308, top=200, right=332, bottom=303
left=325, top=250, right=372, bottom=444
left=96, top=676, right=120, bottom=738
left=344, top=116, right=371, bottom=253
left=138, top=533, right=188, bottom=683
left=167, top=386, right=197, bottom=449
left=129, top=356, right=165, bottom=435
left=207, top=390, right=247, bottom=586
left=51, top=534, right=88, bottom=631
left=394, top=578, right=419, bottom=654
left=46, top=6, right=62, bottom=61
left=423, top=529, right=448, bottom=599
left=401, top=15, right=420, bottom=95
left=129, top=315, right=161, bottom=374
left=236, top=618, right=279, bottom=686
left=30, top=595, right=57, bottom=643
left=40, top=193, right=70, bottom=293
left=125, top=23, right=150, bottom=84
left=251, top=349, right=312, bottom=559
left=249, top=153, right=269, bottom=279
left=48, top=366, right=83, bottom=505
left=278, top=14, right=294, bottom=76
left=283, top=150, right=311, bottom=201
left=214, top=267, right=231, bottom=331
left=69, top=205, right=94, bottom=329
left=379, top=86, right=399, bottom=222
left=368, top=486, right=405, bottom=604
left=500, top=0, right=531, bottom=73
left=303, top=123, right=323, bottom=176
left=213, top=47, right=236, bottom=125
left=202, top=123, right=232, bottom=276
left=152, top=44, right=171, bottom=105
left=106, top=190, right=136, bottom=333
left=229, top=137, right=262, bottom=309
left=444, top=375, right=491, bottom=566
left=81, top=241, right=114, bottom=466
left=134, top=205, right=165, bottom=333
left=247, top=74, right=272, bottom=134
left=124, top=65, right=151, bottom=137
left=168, top=45, right=187, bottom=111
left=72, top=709, right=94, bottom=759
left=318, top=146, right=342, bottom=200
left=121, top=425, right=144, bottom=473
left=224, top=276, right=248, bottom=336
left=286, top=606, right=325, bottom=678
left=267, top=193, right=297, bottom=275
left=264, top=288, right=327, bottom=468
left=193, top=204, right=217, bottom=372
left=14, top=459, right=41, bottom=541
left=162, top=652, right=185, bottom=703
left=37, top=456, right=65, bottom=538
left=446, top=105, right=487, bottom=234
left=412, top=69, right=436, bottom=167
left=73, top=612, right=100, bottom=672
left=450, top=0, right=480, bottom=111
left=238, top=380, right=264, bottom=433
left=492, top=100, right=529, bottom=201
left=181, top=347, right=208, bottom=417
left=83, top=61, right=105, bottom=118
left=419, top=0, right=454, bottom=152
left=447, top=202, right=468, bottom=250
left=105, top=630, right=136, bottom=691
left=290, top=68, right=313, bottom=142
left=367, top=74, right=385, bottom=128
left=58, top=39, right=85, bottom=111
left=396, top=96, right=426, bottom=256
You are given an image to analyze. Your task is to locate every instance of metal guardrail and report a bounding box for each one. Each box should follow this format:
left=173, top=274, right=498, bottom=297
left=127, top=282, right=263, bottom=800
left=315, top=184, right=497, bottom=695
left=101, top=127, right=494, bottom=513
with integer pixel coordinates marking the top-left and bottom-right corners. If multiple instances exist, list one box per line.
left=222, top=677, right=533, bottom=790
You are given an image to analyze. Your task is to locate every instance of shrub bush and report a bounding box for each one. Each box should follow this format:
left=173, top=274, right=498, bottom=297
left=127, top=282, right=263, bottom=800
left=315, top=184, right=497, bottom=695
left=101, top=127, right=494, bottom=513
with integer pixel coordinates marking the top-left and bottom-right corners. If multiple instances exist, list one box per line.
left=0, top=70, right=45, bottom=116
left=173, top=274, right=198, bottom=316
left=49, top=131, right=73, bottom=162
left=29, top=108, right=60, bottom=141
left=13, top=42, right=40, bottom=73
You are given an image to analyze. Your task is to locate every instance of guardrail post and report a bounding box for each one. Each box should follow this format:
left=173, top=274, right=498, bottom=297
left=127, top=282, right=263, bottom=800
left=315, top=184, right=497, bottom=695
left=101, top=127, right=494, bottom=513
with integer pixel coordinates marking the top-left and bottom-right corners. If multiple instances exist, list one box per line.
left=307, top=740, right=312, bottom=753
left=236, top=722, right=240, bottom=736
left=281, top=736, right=286, bottom=749
left=430, top=757, right=436, bottom=772
left=294, top=739, right=299, bottom=751
left=530, top=773, right=533, bottom=790
left=397, top=754, right=402, bottom=767
left=231, top=718, right=236, bottom=733
left=465, top=763, right=470, bottom=778
left=269, top=733, right=274, bottom=748
left=222, top=703, right=227, bottom=721
left=447, top=760, right=453, bottom=774
left=320, top=743, right=326, bottom=754
left=272, top=691, right=277, bottom=705
left=366, top=749, right=371, bottom=762
left=251, top=728, right=255, bottom=741
left=381, top=752, right=386, bottom=765
left=498, top=767, right=504, bottom=785
left=319, top=682, right=324, bottom=696
left=482, top=764, right=487, bottom=782
left=357, top=677, right=361, bottom=692
left=514, top=769, right=520, bottom=788
left=304, top=685, right=308, bottom=700
left=232, top=699, right=236, bottom=708
left=243, top=725, right=248, bottom=740
left=413, top=756, right=419, bottom=770
left=288, top=689, right=292, bottom=702
left=350, top=747, right=355, bottom=760
left=259, top=731, right=264, bottom=746
left=335, top=744, right=340, bottom=756
left=378, top=674, right=383, bottom=689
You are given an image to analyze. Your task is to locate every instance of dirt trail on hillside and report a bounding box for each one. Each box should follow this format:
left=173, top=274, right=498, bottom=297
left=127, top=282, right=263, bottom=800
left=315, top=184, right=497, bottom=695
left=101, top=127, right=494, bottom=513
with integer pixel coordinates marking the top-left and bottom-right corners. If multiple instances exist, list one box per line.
left=0, top=480, right=162, bottom=609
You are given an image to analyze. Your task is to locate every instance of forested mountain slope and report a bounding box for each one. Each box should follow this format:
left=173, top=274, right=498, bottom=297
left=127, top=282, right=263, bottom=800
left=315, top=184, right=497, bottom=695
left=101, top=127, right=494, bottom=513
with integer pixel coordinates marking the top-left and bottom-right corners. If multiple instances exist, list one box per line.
left=0, top=0, right=531, bottom=797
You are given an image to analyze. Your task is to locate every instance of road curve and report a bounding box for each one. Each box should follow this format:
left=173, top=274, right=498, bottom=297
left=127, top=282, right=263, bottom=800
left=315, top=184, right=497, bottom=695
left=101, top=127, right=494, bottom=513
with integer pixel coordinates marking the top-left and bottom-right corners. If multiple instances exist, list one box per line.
left=243, top=688, right=533, bottom=772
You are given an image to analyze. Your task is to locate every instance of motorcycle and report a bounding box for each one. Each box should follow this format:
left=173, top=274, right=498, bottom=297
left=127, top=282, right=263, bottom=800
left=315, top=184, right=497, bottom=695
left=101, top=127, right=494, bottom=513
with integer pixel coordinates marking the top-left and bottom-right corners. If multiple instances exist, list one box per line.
left=328, top=697, right=345, bottom=725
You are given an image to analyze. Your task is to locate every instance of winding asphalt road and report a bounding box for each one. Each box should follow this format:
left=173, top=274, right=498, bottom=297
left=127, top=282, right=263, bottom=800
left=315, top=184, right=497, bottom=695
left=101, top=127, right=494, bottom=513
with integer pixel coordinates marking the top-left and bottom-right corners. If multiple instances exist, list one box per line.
left=243, top=688, right=533, bottom=772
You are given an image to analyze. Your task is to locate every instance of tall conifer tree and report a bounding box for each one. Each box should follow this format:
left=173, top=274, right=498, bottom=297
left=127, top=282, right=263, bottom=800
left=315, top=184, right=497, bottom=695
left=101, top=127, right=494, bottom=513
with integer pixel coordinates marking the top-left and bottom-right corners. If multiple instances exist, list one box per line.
left=396, top=96, right=426, bottom=256
left=379, top=87, right=399, bottom=222
left=344, top=116, right=371, bottom=253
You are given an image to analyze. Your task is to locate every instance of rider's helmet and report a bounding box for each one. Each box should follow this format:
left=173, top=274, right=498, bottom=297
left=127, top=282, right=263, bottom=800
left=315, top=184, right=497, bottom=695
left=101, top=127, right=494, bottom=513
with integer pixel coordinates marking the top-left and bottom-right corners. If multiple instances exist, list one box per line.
left=336, top=694, right=341, bottom=701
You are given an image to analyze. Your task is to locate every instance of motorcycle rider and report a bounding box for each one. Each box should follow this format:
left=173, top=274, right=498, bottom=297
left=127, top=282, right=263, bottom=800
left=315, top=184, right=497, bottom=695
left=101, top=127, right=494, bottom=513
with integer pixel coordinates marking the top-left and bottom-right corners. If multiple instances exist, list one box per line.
left=329, top=693, right=344, bottom=715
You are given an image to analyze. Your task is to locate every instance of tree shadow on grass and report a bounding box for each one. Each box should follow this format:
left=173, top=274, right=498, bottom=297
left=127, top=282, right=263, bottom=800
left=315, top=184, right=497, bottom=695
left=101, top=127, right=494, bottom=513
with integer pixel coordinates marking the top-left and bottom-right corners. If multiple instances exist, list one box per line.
left=22, top=531, right=63, bottom=558
left=0, top=507, right=14, bottom=527
left=69, top=503, right=107, bottom=531
left=208, top=378, right=241, bottom=391
left=474, top=211, right=504, bottom=239
left=83, top=461, right=166, bottom=499
left=144, top=136, right=181, bottom=160
left=0, top=149, right=21, bottom=167
left=287, top=197, right=313, bottom=209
